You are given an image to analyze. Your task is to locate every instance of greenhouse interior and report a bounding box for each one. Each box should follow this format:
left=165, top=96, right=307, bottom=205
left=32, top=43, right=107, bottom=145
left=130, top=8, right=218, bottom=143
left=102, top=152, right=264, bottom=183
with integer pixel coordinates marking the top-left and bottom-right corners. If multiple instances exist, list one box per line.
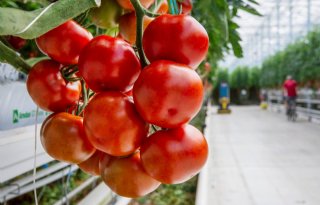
left=0, top=0, right=320, bottom=205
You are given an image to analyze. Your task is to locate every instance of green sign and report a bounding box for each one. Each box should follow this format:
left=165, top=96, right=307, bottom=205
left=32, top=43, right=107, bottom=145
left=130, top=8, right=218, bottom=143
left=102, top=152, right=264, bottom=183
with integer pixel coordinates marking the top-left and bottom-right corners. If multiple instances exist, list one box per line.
left=12, top=109, right=50, bottom=124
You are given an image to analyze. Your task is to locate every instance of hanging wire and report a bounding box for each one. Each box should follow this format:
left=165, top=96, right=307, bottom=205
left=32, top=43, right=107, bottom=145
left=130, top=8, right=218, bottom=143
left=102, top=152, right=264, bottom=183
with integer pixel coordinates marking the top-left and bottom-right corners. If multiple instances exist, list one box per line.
left=33, top=106, right=39, bottom=205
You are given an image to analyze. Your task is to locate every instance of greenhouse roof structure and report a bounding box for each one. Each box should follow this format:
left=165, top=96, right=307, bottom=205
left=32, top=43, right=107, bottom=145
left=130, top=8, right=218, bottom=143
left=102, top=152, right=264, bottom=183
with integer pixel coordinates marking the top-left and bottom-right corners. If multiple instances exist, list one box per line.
left=220, top=0, right=320, bottom=70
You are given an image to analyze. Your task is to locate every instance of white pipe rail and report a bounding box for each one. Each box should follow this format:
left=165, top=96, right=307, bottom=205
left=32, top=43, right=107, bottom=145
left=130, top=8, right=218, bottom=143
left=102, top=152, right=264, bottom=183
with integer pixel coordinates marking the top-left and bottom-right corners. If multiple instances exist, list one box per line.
left=267, top=94, right=320, bottom=121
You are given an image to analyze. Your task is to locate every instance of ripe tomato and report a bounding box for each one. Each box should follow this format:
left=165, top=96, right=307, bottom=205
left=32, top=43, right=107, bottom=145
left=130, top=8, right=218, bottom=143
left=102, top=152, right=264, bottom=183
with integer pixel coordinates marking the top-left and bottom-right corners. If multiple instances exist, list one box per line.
left=89, top=0, right=123, bottom=29
left=36, top=20, right=92, bottom=65
left=133, top=60, right=203, bottom=128
left=26, top=60, right=81, bottom=112
left=100, top=152, right=160, bottom=198
left=178, top=0, right=193, bottom=14
left=78, top=35, right=141, bottom=92
left=84, top=92, right=149, bottom=156
left=6, top=36, right=26, bottom=50
left=78, top=150, right=106, bottom=176
left=41, top=113, right=96, bottom=164
left=119, top=12, right=153, bottom=45
left=140, top=124, right=208, bottom=184
left=116, top=0, right=154, bottom=10
left=143, top=14, right=209, bottom=69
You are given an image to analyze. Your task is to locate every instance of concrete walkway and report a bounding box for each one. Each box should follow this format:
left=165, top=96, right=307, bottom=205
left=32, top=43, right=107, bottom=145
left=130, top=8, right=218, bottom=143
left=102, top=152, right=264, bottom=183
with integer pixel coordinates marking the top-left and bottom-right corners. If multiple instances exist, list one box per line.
left=202, top=106, right=320, bottom=205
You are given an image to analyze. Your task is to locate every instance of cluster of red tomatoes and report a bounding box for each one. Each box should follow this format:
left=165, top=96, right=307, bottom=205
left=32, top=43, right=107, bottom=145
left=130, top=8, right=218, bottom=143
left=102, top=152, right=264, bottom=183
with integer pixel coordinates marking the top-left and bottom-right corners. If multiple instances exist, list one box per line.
left=26, top=0, right=209, bottom=198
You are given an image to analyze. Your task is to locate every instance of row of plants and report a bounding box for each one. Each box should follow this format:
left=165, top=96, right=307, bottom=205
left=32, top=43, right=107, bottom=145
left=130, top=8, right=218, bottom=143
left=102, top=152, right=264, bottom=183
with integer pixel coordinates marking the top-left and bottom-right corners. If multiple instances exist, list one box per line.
left=259, top=28, right=320, bottom=88
left=212, top=27, right=320, bottom=104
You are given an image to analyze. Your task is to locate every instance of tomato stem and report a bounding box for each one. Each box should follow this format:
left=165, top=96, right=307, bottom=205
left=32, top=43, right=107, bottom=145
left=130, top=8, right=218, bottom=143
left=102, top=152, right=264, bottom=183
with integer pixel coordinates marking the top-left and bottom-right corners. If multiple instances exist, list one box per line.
left=167, top=0, right=179, bottom=15
left=129, top=0, right=151, bottom=67
left=0, top=40, right=31, bottom=74
left=81, top=80, right=88, bottom=107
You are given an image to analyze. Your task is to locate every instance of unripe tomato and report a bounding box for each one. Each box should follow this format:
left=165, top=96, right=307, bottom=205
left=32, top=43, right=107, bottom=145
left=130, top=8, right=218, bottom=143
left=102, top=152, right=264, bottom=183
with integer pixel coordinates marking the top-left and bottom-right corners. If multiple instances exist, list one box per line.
left=116, top=0, right=154, bottom=10
left=78, top=35, right=141, bottom=92
left=141, top=124, right=208, bottom=184
left=178, top=0, right=193, bottom=14
left=101, top=152, right=160, bottom=198
left=78, top=150, right=106, bottom=176
left=26, top=60, right=81, bottom=112
left=89, top=0, right=123, bottom=29
left=143, top=14, right=209, bottom=69
left=84, top=92, right=149, bottom=156
left=36, top=20, right=92, bottom=65
left=133, top=60, right=203, bottom=128
left=119, top=12, right=153, bottom=45
left=41, top=113, right=96, bottom=164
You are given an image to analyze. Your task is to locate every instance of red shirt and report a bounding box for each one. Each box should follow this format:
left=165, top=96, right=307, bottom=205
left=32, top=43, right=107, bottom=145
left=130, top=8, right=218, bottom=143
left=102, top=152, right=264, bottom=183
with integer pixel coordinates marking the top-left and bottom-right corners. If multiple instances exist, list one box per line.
left=283, top=79, right=297, bottom=97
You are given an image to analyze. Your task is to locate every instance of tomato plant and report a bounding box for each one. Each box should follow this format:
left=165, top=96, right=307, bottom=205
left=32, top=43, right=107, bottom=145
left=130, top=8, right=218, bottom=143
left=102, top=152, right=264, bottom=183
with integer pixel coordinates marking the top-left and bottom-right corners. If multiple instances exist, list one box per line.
left=100, top=152, right=160, bottom=198
left=133, top=60, right=204, bottom=128
left=119, top=12, right=153, bottom=45
left=26, top=60, right=81, bottom=112
left=41, top=112, right=96, bottom=164
left=143, top=14, right=209, bottom=69
left=116, top=0, right=154, bottom=10
left=140, top=124, right=208, bottom=184
left=36, top=20, right=92, bottom=65
left=78, top=35, right=141, bottom=92
left=84, top=92, right=149, bottom=156
left=89, top=0, right=123, bottom=29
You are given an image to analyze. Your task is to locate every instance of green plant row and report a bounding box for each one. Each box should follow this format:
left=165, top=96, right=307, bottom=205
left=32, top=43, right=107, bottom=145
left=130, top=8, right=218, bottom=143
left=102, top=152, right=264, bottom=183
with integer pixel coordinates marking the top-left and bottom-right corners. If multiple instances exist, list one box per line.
left=260, top=28, right=320, bottom=87
left=214, top=66, right=260, bottom=90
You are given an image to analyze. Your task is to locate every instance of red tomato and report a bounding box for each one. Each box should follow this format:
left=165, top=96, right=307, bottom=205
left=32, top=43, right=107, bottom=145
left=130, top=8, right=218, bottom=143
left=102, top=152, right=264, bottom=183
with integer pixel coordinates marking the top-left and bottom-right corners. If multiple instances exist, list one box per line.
left=116, top=0, right=154, bottom=10
left=204, top=62, right=211, bottom=72
left=26, top=60, right=81, bottom=112
left=36, top=20, right=92, bottom=65
left=143, top=14, right=209, bottom=69
left=140, top=124, right=208, bottom=184
left=41, top=113, right=96, bottom=164
left=119, top=12, right=153, bottom=45
left=6, top=36, right=26, bottom=50
left=84, top=92, right=149, bottom=156
left=78, top=150, right=106, bottom=176
left=178, top=0, right=193, bottom=14
left=78, top=35, right=141, bottom=92
left=133, top=60, right=203, bottom=128
left=101, top=152, right=160, bottom=198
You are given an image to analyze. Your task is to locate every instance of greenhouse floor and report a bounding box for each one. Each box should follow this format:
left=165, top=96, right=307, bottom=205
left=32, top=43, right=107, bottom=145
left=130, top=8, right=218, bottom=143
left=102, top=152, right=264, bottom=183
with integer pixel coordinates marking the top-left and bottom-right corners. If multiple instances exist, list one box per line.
left=200, top=106, right=320, bottom=205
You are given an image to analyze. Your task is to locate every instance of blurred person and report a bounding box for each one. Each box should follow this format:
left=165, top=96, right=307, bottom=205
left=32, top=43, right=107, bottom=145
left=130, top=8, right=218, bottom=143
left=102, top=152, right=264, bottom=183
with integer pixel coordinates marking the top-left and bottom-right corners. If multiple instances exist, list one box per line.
left=283, top=75, right=297, bottom=115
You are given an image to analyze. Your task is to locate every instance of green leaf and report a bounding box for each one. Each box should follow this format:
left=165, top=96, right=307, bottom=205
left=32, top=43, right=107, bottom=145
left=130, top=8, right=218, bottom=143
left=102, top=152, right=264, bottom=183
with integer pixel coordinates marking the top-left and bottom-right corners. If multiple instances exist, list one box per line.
left=0, top=41, right=31, bottom=74
left=238, top=4, right=261, bottom=16
left=0, top=0, right=101, bottom=39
